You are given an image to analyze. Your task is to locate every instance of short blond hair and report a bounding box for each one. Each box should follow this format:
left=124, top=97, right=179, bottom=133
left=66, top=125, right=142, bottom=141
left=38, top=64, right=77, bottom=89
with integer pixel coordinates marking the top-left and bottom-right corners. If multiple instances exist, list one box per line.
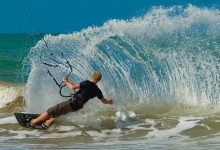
left=92, top=72, right=102, bottom=81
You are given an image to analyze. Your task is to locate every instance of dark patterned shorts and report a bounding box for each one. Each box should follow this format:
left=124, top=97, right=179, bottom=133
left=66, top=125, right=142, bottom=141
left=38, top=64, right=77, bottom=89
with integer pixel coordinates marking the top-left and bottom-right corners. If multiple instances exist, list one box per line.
left=47, top=100, right=73, bottom=118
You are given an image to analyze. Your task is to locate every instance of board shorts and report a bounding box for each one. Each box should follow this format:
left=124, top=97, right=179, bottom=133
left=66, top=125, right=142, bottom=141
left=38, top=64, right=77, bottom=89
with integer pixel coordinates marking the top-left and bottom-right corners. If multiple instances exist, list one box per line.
left=47, top=100, right=73, bottom=118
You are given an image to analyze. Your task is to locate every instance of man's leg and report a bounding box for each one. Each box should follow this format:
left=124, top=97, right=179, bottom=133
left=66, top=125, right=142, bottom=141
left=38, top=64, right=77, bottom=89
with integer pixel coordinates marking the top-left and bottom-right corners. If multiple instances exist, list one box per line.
left=44, top=116, right=60, bottom=126
left=30, top=112, right=59, bottom=127
left=30, top=112, right=49, bottom=126
left=30, top=100, right=73, bottom=126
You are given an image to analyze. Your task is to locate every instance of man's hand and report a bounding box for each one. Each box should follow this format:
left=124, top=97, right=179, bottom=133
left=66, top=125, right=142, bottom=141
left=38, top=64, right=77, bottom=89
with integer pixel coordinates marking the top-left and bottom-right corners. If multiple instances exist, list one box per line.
left=108, top=99, right=114, bottom=104
left=101, top=98, right=114, bottom=105
left=63, top=76, right=68, bottom=82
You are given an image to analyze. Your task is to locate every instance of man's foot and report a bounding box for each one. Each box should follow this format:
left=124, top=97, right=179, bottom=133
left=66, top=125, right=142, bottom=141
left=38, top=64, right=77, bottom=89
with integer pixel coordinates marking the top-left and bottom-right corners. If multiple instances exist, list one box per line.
left=26, top=122, right=34, bottom=128
left=41, top=122, right=49, bottom=129
left=22, top=115, right=32, bottom=123
left=27, top=119, right=36, bottom=128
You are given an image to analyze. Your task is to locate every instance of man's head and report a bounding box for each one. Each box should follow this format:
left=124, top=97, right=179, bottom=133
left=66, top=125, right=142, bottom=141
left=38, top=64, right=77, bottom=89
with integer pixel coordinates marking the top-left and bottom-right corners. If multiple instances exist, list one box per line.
left=92, top=72, right=102, bottom=82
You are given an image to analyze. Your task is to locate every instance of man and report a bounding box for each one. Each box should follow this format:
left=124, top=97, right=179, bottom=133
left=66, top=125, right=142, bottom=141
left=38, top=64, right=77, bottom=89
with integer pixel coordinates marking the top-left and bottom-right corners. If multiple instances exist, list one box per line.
left=25, top=72, right=114, bottom=128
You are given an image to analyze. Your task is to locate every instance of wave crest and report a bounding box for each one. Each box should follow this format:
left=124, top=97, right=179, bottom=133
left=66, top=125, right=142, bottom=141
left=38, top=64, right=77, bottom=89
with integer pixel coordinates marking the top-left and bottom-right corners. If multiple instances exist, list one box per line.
left=25, top=5, right=220, bottom=114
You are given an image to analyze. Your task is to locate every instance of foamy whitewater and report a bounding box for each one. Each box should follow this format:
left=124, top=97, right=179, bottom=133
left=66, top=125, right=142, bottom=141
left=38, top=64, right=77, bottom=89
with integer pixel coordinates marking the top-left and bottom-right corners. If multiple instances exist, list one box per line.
left=1, top=5, right=220, bottom=149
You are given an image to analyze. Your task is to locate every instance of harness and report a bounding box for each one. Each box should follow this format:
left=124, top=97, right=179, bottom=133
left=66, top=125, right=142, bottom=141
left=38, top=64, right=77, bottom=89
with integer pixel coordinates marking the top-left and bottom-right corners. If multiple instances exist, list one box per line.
left=69, top=93, right=89, bottom=111
left=69, top=81, right=97, bottom=111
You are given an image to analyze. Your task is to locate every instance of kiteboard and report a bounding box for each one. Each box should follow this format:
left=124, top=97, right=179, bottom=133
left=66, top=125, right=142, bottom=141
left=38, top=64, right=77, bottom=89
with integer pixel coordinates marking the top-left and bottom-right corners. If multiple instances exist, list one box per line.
left=14, top=112, right=49, bottom=129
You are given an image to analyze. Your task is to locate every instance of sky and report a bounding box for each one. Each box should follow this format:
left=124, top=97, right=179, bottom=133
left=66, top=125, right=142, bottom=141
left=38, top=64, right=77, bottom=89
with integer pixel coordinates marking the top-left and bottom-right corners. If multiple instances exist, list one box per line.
left=0, top=0, right=220, bottom=33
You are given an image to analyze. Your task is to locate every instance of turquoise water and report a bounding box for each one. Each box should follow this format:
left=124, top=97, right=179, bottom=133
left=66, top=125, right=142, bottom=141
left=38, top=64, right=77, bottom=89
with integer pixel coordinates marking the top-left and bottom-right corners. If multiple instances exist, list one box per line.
left=1, top=5, right=220, bottom=149
left=0, top=34, right=40, bottom=83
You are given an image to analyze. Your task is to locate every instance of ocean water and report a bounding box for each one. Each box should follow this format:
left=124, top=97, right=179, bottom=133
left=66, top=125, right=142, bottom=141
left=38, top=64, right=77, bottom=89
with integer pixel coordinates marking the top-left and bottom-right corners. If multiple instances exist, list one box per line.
left=1, top=5, right=220, bottom=149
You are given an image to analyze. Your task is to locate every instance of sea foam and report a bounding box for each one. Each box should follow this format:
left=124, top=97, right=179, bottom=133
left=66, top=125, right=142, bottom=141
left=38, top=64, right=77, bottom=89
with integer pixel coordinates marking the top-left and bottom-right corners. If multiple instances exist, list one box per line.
left=0, top=82, right=25, bottom=109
